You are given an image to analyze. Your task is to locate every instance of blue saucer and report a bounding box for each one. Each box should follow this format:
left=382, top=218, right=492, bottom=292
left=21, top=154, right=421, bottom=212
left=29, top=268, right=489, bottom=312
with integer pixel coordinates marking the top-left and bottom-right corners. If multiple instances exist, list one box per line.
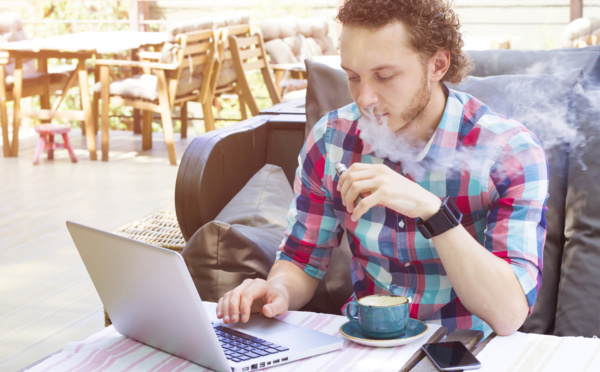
left=339, top=318, right=428, bottom=347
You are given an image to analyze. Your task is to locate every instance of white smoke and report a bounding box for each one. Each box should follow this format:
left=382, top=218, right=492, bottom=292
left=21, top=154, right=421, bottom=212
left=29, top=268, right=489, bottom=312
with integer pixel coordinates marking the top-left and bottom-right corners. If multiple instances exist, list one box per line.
left=356, top=78, right=587, bottom=183
left=357, top=103, right=499, bottom=181
left=356, top=104, right=425, bottom=171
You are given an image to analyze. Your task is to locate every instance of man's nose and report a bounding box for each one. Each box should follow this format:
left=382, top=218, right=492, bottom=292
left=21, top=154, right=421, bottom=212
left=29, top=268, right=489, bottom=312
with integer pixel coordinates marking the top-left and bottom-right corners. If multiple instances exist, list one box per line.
left=356, top=81, right=378, bottom=109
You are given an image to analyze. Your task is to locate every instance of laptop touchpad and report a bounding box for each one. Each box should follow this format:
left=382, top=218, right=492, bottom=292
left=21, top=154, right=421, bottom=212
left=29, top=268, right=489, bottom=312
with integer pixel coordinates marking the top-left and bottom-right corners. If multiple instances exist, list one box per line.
left=230, top=316, right=300, bottom=336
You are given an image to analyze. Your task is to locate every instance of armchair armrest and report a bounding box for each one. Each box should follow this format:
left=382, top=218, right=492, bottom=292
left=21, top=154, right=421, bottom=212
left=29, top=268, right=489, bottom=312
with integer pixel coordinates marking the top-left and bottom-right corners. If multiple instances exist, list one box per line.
left=175, top=114, right=306, bottom=240
left=95, top=58, right=178, bottom=71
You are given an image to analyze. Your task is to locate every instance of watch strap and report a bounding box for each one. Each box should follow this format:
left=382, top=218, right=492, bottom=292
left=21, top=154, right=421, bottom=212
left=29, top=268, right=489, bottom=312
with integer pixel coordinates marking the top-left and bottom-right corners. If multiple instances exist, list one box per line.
left=417, top=196, right=463, bottom=239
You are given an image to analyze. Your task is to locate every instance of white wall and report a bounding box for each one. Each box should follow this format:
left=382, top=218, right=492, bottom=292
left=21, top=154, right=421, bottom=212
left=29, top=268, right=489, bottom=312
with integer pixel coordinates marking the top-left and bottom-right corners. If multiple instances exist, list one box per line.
left=455, top=0, right=600, bottom=49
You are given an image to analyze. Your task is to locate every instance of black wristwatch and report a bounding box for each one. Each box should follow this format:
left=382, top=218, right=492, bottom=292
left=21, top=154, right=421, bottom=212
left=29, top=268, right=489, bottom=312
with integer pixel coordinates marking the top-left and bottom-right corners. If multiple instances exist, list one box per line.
left=417, top=196, right=463, bottom=239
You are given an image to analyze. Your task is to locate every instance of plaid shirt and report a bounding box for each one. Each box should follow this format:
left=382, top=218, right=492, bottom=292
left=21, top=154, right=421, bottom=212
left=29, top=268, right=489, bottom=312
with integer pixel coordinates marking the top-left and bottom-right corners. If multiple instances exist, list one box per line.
left=276, top=89, right=548, bottom=336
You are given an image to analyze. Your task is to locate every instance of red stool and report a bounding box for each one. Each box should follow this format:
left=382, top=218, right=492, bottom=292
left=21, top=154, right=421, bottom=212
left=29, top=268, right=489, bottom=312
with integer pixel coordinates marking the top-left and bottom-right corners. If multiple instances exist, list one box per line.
left=33, top=124, right=78, bottom=165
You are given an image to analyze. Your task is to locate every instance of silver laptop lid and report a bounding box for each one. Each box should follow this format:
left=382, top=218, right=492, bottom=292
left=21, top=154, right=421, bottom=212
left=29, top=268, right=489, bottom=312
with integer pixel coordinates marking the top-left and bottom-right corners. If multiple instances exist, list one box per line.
left=67, top=221, right=231, bottom=371
left=66, top=221, right=343, bottom=372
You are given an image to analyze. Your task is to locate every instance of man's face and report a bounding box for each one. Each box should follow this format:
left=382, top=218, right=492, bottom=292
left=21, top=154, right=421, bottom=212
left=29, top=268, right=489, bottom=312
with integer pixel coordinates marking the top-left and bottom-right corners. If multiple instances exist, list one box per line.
left=340, top=21, right=432, bottom=138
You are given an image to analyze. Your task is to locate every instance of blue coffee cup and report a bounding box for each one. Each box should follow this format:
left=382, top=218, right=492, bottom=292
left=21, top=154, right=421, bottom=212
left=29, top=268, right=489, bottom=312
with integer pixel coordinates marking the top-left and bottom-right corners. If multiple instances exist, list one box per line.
left=346, top=294, right=409, bottom=339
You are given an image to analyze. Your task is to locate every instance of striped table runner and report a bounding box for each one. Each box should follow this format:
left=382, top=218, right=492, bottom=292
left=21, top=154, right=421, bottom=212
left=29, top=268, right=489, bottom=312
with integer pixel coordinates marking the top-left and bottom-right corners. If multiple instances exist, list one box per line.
left=476, top=331, right=600, bottom=371
left=25, top=305, right=442, bottom=372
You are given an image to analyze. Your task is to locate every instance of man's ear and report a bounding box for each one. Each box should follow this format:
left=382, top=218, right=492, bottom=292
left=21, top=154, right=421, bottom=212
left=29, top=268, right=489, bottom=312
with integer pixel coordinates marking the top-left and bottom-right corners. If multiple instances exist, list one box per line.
left=428, top=49, right=450, bottom=82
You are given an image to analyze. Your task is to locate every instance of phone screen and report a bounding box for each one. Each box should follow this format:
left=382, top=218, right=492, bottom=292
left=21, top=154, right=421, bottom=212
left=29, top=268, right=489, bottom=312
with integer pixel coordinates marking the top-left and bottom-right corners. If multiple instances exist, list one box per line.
left=421, top=341, right=481, bottom=371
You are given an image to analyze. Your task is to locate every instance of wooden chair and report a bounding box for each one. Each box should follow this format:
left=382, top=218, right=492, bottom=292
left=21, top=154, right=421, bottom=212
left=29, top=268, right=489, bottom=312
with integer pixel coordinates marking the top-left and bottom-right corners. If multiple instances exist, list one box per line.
left=0, top=13, right=76, bottom=158
left=0, top=51, right=52, bottom=157
left=94, top=28, right=221, bottom=165
left=211, top=24, right=254, bottom=121
left=228, top=32, right=281, bottom=117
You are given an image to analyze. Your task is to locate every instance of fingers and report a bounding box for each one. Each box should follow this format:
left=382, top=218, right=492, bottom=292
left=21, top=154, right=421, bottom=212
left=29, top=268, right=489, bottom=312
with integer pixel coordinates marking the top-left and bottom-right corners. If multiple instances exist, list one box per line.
left=217, top=279, right=262, bottom=324
left=215, top=279, right=289, bottom=324
left=337, top=164, right=377, bottom=213
left=350, top=191, right=376, bottom=222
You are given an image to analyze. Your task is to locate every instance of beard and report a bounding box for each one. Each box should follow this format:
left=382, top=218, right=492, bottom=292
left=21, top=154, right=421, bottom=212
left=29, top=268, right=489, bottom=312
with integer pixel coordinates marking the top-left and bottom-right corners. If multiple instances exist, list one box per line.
left=357, top=75, right=432, bottom=177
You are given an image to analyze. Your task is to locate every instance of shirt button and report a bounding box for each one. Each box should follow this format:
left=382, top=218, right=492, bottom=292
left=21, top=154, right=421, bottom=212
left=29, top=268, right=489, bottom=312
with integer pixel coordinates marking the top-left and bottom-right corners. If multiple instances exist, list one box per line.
left=398, top=220, right=405, bottom=229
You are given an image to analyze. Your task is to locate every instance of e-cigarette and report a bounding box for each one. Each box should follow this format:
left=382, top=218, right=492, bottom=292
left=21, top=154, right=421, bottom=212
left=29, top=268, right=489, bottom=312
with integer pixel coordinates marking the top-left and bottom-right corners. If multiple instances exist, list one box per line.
left=335, top=162, right=364, bottom=206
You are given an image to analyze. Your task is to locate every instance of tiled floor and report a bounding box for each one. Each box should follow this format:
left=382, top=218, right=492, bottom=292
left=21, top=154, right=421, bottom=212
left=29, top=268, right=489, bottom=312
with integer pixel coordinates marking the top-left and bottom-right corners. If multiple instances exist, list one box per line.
left=0, top=127, right=194, bottom=371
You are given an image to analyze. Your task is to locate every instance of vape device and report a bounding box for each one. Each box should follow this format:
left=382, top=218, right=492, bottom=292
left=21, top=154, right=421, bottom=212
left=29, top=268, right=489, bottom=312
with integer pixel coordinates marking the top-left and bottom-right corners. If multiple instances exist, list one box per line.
left=335, top=162, right=364, bottom=206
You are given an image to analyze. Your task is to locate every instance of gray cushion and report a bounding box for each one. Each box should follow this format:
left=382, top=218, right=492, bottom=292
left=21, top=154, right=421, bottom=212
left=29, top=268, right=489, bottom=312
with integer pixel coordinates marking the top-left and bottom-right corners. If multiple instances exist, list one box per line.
left=264, top=39, right=298, bottom=64
left=94, top=74, right=159, bottom=101
left=215, top=61, right=237, bottom=88
left=555, top=86, right=600, bottom=337
left=467, top=47, right=600, bottom=87
left=260, top=17, right=337, bottom=64
left=304, top=59, right=353, bottom=140
left=303, top=57, right=588, bottom=331
left=215, top=164, right=294, bottom=231
left=0, top=13, right=25, bottom=41
left=93, top=73, right=202, bottom=102
left=450, top=69, right=583, bottom=150
left=181, top=164, right=293, bottom=303
left=182, top=221, right=287, bottom=303
left=297, top=17, right=329, bottom=39
left=166, top=13, right=250, bottom=42
left=181, top=163, right=354, bottom=315
left=260, top=17, right=299, bottom=41
left=450, top=70, right=581, bottom=335
left=4, top=71, right=49, bottom=89
left=158, top=42, right=180, bottom=64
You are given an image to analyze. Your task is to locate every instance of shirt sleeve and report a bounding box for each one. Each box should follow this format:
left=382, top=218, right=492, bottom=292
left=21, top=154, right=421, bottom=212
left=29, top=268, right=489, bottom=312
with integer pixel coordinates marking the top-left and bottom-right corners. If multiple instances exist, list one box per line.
left=485, top=125, right=549, bottom=313
left=275, top=114, right=344, bottom=280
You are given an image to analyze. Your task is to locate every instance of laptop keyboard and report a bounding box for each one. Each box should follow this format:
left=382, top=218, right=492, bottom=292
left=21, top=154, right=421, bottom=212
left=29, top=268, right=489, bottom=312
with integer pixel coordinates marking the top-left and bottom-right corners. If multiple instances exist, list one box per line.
left=213, top=325, right=290, bottom=363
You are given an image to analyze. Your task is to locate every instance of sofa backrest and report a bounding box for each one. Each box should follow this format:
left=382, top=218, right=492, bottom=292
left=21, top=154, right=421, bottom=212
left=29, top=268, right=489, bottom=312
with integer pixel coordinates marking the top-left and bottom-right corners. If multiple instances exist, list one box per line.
left=260, top=16, right=337, bottom=64
left=303, top=46, right=600, bottom=336
left=467, top=47, right=600, bottom=88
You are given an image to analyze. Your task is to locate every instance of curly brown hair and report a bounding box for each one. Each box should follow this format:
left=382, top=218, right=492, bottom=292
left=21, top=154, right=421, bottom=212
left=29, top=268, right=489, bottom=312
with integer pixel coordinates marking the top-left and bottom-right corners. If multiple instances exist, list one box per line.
left=336, top=0, right=472, bottom=84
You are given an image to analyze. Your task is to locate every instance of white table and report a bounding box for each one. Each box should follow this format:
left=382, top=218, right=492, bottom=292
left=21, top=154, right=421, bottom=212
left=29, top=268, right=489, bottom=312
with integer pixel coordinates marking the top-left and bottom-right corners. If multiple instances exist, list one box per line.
left=23, top=304, right=444, bottom=372
left=24, top=301, right=600, bottom=371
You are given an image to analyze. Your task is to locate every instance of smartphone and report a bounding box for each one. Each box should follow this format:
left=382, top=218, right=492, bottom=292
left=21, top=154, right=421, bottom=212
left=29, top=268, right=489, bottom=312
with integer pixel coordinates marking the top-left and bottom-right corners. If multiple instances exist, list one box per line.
left=421, top=341, right=482, bottom=371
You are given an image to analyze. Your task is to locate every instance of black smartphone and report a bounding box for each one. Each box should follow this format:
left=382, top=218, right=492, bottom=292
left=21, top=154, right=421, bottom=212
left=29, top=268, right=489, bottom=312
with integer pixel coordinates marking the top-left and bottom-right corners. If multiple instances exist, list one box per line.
left=421, top=341, right=482, bottom=371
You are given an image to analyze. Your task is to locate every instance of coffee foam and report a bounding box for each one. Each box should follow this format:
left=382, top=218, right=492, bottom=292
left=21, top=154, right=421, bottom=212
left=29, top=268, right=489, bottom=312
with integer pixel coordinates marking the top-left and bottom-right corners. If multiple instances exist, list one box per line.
left=359, top=295, right=408, bottom=307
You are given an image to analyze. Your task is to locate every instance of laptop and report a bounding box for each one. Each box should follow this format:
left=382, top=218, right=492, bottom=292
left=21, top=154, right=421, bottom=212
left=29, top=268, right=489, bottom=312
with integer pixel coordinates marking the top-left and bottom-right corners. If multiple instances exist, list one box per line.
left=66, top=221, right=343, bottom=372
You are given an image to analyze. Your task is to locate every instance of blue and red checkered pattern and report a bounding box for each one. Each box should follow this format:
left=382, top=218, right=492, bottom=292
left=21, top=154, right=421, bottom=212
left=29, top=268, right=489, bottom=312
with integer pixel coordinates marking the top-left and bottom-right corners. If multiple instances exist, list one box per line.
left=276, top=89, right=548, bottom=336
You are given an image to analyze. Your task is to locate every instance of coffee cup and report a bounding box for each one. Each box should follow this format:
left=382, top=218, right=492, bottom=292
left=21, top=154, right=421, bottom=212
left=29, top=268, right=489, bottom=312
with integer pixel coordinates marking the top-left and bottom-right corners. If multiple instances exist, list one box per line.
left=345, top=294, right=409, bottom=339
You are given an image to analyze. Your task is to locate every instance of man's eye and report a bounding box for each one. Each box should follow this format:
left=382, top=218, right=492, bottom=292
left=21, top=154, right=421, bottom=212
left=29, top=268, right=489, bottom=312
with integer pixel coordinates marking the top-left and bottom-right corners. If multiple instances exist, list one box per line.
left=377, top=74, right=393, bottom=81
left=348, top=76, right=360, bottom=81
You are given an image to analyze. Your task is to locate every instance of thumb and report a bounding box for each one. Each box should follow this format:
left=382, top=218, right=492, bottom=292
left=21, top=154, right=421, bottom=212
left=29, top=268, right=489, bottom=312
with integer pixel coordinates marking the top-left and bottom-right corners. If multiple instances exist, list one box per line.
left=262, top=293, right=288, bottom=318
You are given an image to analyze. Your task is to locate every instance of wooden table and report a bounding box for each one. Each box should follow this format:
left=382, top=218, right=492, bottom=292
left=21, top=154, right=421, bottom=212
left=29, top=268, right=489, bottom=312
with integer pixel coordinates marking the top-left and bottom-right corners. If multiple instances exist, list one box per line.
left=0, top=31, right=167, bottom=160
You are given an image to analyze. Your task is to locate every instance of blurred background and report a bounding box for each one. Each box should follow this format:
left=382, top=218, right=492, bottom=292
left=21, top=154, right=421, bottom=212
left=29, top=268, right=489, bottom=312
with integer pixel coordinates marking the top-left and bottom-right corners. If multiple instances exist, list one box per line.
left=1, top=0, right=599, bottom=50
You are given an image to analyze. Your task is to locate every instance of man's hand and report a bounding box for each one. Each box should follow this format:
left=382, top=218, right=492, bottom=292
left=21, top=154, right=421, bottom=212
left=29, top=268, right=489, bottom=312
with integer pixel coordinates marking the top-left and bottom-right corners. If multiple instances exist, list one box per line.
left=336, top=163, right=441, bottom=221
left=216, top=278, right=289, bottom=324
left=215, top=260, right=320, bottom=324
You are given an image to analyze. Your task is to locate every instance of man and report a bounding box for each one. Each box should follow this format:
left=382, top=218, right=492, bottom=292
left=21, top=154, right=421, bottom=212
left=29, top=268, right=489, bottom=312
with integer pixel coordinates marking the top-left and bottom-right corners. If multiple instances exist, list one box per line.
left=217, top=0, right=548, bottom=337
